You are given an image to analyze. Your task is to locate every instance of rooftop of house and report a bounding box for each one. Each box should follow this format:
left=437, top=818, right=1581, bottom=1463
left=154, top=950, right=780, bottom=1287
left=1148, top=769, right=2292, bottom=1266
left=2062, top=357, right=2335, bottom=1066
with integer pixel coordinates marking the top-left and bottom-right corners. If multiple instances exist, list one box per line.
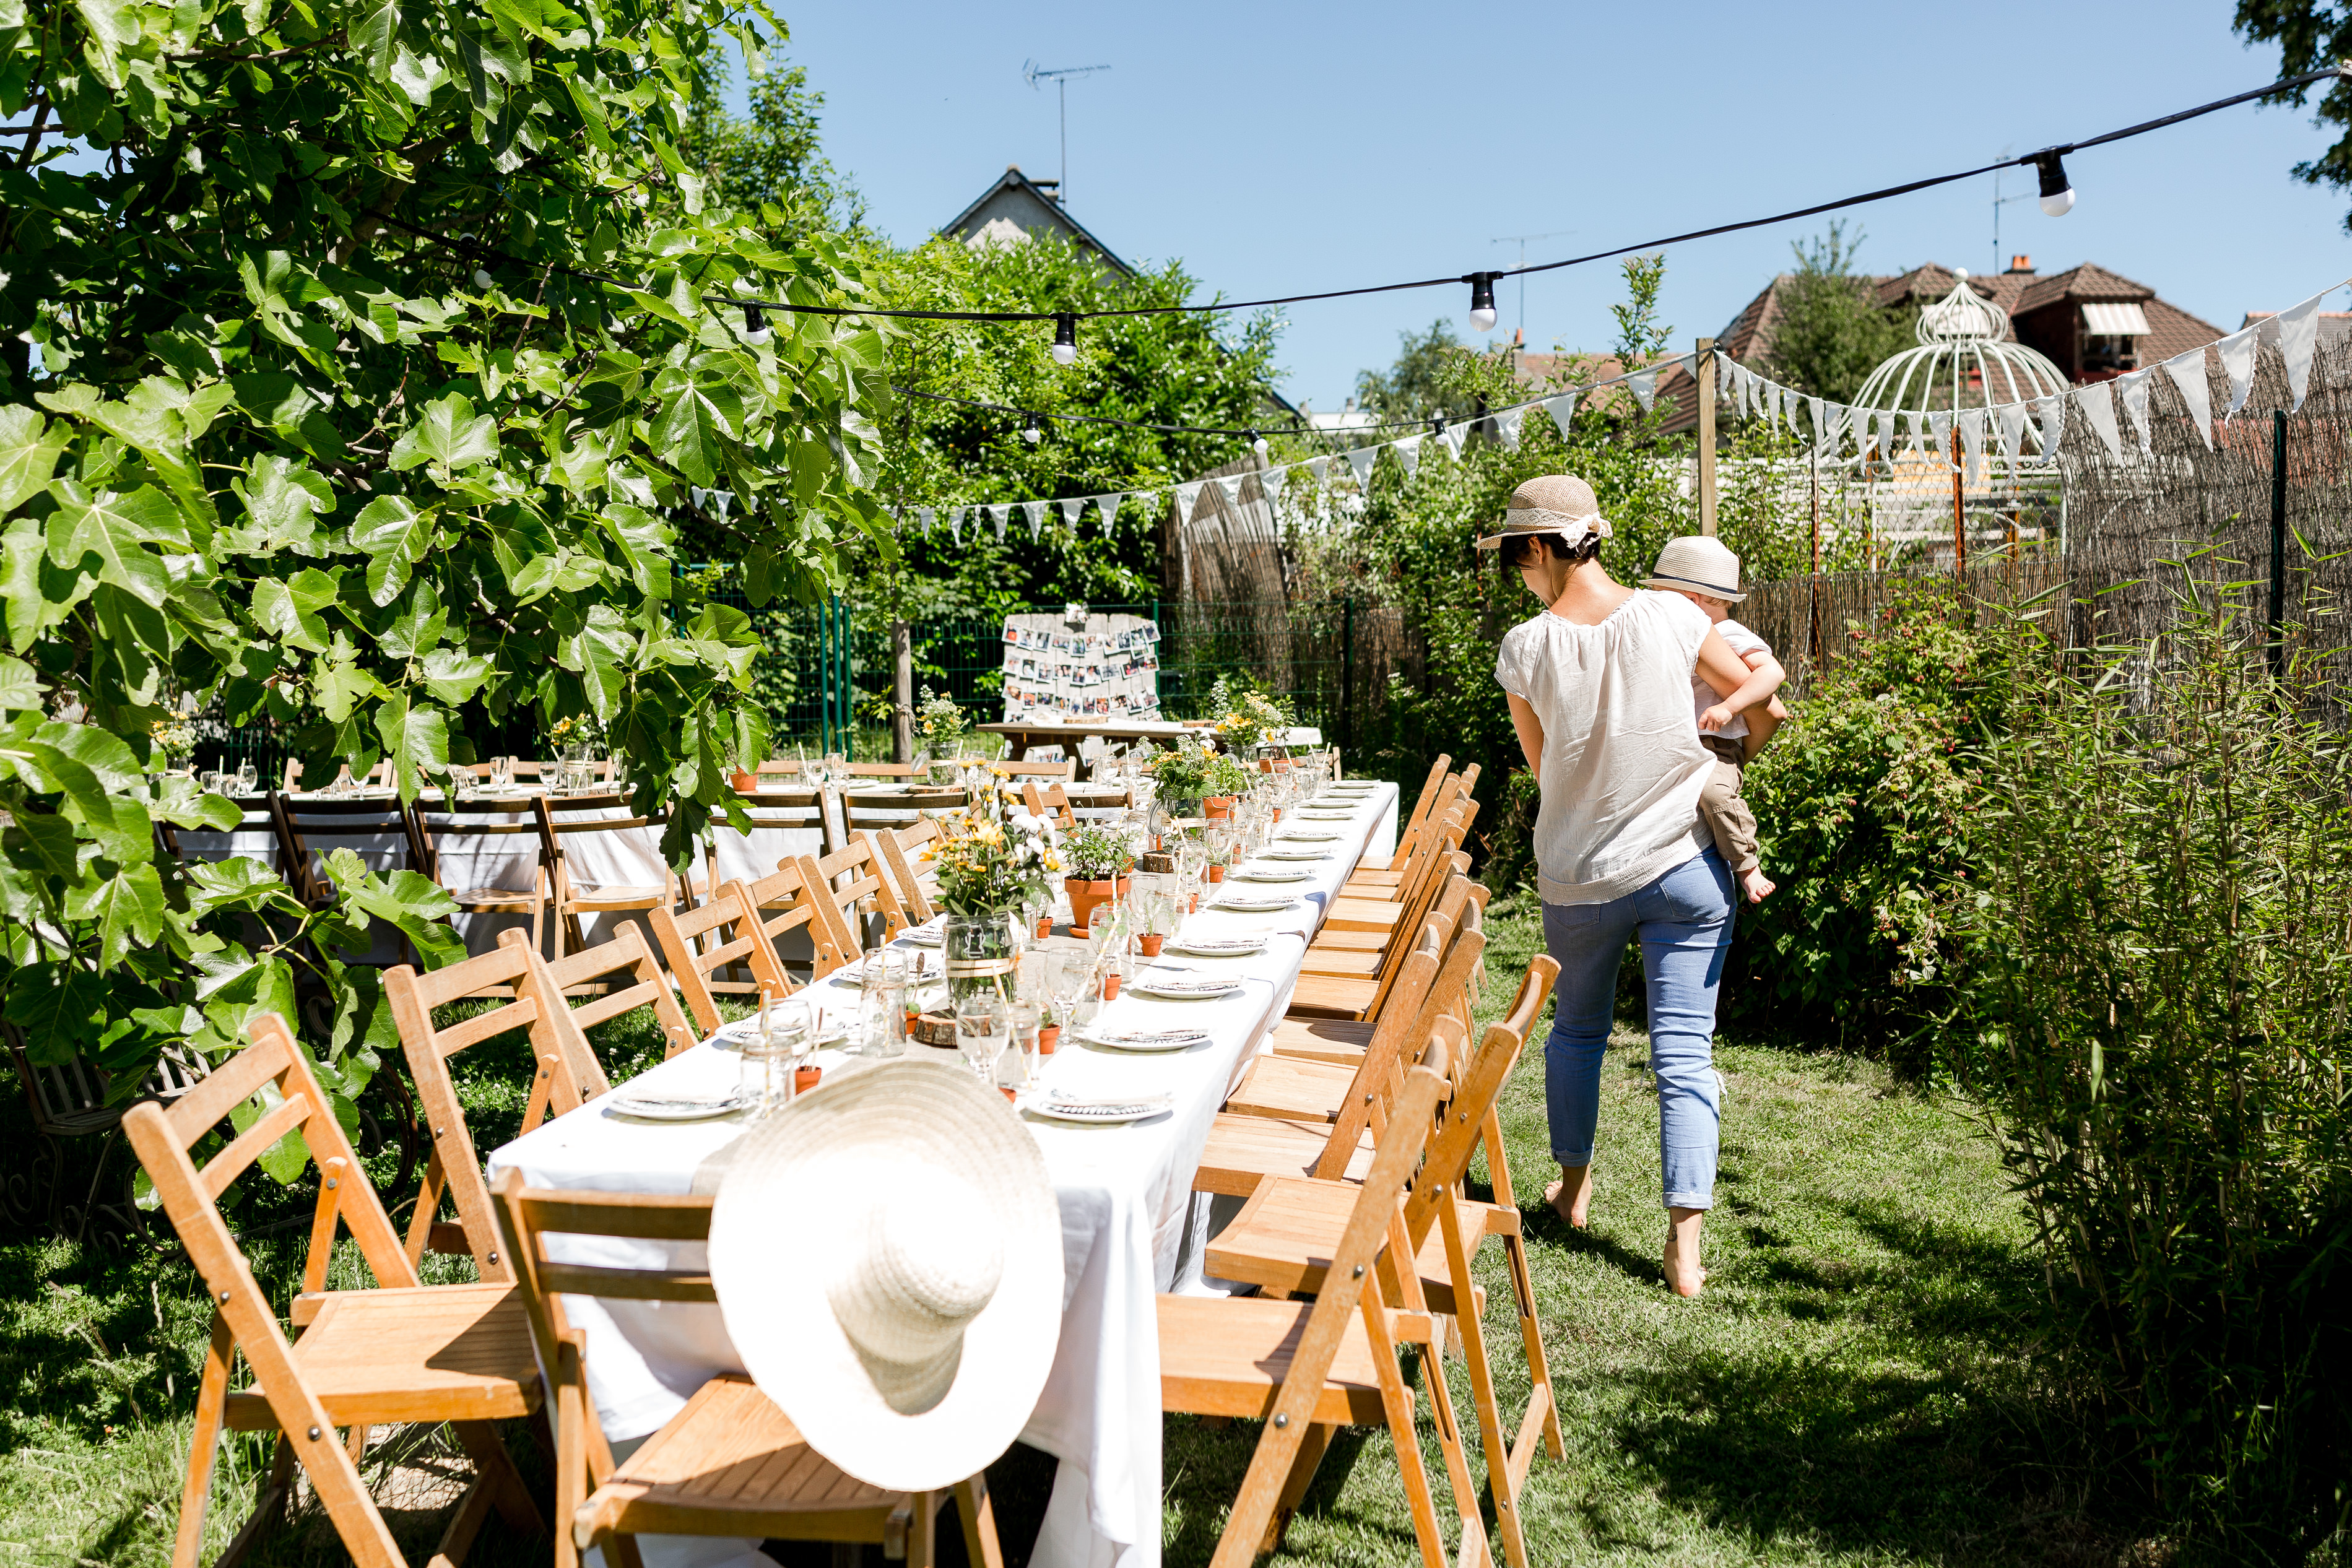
left=937, top=165, right=1134, bottom=276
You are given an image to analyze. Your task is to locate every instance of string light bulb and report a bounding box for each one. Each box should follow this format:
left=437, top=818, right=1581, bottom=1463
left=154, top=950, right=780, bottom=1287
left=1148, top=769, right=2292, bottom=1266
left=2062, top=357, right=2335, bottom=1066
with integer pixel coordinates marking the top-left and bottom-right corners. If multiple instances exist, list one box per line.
left=742, top=304, right=771, bottom=345
left=1249, top=429, right=1269, bottom=456
left=1051, top=313, right=1078, bottom=366
left=1466, top=272, right=1499, bottom=333
left=1022, top=423, right=1043, bottom=444
left=473, top=269, right=493, bottom=290
left=2035, top=150, right=2075, bottom=217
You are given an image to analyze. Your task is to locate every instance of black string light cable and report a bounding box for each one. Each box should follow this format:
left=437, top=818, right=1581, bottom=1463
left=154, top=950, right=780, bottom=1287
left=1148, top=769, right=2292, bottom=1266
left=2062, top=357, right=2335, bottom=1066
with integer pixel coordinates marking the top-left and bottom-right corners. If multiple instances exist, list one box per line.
left=891, top=384, right=1438, bottom=440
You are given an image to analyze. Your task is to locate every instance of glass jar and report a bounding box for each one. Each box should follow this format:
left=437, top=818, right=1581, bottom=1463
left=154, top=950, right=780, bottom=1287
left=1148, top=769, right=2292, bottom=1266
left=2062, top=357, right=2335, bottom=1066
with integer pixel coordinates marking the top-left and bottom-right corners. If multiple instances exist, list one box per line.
left=942, top=911, right=1019, bottom=1004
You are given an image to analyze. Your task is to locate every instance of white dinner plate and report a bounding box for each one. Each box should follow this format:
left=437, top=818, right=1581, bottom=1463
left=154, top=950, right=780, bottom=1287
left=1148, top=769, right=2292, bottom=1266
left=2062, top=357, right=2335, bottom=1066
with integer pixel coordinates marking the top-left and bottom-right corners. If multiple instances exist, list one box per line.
left=1165, top=937, right=1267, bottom=957
left=1277, top=831, right=1340, bottom=841
left=1127, top=974, right=1243, bottom=1000
left=1230, top=866, right=1310, bottom=882
left=1298, top=810, right=1355, bottom=820
left=900, top=919, right=946, bottom=946
left=1019, top=1091, right=1176, bottom=1124
left=711, top=1018, right=852, bottom=1048
left=1213, top=894, right=1298, bottom=912
left=1261, top=849, right=1330, bottom=861
left=1074, top=1028, right=1212, bottom=1053
left=607, top=1088, right=753, bottom=1122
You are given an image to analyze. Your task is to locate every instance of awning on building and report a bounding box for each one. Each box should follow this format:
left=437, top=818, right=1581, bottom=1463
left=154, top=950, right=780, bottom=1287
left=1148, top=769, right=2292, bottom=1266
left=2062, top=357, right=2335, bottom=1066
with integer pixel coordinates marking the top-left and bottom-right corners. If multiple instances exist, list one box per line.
left=2081, top=301, right=2151, bottom=336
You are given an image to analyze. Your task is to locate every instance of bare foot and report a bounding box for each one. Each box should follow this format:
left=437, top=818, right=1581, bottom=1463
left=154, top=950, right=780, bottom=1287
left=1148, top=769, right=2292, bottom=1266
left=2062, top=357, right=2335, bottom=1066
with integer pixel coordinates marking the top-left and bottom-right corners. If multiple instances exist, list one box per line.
left=1741, top=867, right=1776, bottom=903
left=1664, top=1206, right=1707, bottom=1297
left=1545, top=1164, right=1593, bottom=1228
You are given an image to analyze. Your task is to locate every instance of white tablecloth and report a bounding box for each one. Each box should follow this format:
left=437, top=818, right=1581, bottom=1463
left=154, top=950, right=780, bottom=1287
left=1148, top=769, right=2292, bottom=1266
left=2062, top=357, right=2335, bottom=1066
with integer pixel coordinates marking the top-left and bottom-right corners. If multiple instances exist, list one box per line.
left=484, top=780, right=1399, bottom=1568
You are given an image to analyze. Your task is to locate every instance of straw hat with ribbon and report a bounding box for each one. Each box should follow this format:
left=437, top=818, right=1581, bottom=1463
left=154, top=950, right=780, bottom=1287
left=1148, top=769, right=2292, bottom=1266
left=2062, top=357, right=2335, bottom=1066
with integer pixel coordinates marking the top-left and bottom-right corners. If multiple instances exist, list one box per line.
left=1642, top=535, right=1747, bottom=602
left=709, top=1058, right=1064, bottom=1492
left=1474, top=474, right=1612, bottom=551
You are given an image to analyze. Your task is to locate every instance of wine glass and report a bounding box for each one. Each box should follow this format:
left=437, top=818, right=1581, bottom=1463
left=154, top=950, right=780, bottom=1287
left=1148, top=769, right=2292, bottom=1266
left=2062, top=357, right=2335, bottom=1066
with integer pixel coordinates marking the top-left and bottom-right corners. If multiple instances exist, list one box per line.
left=235, top=761, right=258, bottom=795
left=955, top=992, right=1009, bottom=1085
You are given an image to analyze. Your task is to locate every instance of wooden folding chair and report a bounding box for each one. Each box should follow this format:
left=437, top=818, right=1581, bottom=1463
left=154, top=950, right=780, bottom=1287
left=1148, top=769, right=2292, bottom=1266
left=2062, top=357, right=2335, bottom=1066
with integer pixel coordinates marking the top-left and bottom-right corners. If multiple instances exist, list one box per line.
left=1272, top=884, right=1485, bottom=1063
left=410, top=795, right=550, bottom=971
left=271, top=791, right=428, bottom=910
left=1312, top=800, right=1475, bottom=956
left=1194, top=914, right=1485, bottom=1200
left=1343, top=759, right=1464, bottom=893
left=867, top=819, right=945, bottom=925
left=1209, top=957, right=1563, bottom=1568
left=282, top=757, right=395, bottom=792
left=1019, top=779, right=1076, bottom=831
left=489, top=1171, right=1005, bottom=1568
left=534, top=793, right=684, bottom=959
left=1159, top=1021, right=1487, bottom=1568
left=740, top=860, right=861, bottom=981
left=1290, top=862, right=1475, bottom=1022
left=123, top=1013, right=544, bottom=1568
left=649, top=878, right=801, bottom=1034
left=798, top=841, right=893, bottom=956
left=996, top=756, right=1075, bottom=782
left=540, top=924, right=700, bottom=1059
left=388, top=931, right=610, bottom=1279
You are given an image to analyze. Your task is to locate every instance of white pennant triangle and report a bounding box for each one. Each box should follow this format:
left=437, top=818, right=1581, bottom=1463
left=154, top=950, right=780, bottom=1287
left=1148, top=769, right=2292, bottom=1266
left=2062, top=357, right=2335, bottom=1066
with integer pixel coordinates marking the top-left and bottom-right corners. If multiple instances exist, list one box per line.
left=1543, top=392, right=1578, bottom=438
left=1345, top=447, right=1377, bottom=492
left=1440, top=422, right=1469, bottom=459
left=2163, top=348, right=2215, bottom=450
left=1173, top=481, right=1203, bottom=526
left=1997, top=402, right=2030, bottom=469
left=948, top=508, right=965, bottom=547
left=1213, top=474, right=1246, bottom=508
left=1807, top=396, right=1825, bottom=445
left=1906, top=411, right=1930, bottom=457
left=2077, top=381, right=2126, bottom=461
left=1261, top=466, right=1289, bottom=508
left=1021, top=499, right=1046, bottom=539
left=1392, top=434, right=1423, bottom=479
left=2117, top=371, right=2155, bottom=457
left=1628, top=368, right=1658, bottom=411
left=2034, top=394, right=2067, bottom=460
left=1496, top=405, right=1527, bottom=452
left=2276, top=290, right=2328, bottom=411
left=918, top=506, right=935, bottom=535
left=1308, top=456, right=1331, bottom=490
left=1875, top=410, right=1896, bottom=459
left=989, top=504, right=1009, bottom=541
left=1058, top=497, right=1085, bottom=532
left=2219, top=323, right=2260, bottom=417
left=1097, top=493, right=1123, bottom=534
left=1958, top=408, right=1987, bottom=487
left=1927, top=410, right=1954, bottom=468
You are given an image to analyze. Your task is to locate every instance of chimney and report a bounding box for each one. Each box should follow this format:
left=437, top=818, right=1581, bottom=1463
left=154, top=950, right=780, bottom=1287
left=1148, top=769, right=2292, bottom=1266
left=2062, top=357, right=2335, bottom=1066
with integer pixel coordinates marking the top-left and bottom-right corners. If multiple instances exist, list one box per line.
left=2007, top=254, right=2034, bottom=275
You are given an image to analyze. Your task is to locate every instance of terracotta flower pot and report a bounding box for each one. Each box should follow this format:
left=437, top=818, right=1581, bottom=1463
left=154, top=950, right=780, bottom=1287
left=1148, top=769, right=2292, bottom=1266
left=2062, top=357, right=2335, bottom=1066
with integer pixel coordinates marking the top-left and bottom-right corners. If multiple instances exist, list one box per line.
left=1207, top=864, right=1226, bottom=883
left=1100, top=972, right=1122, bottom=1000
left=1035, top=915, right=1054, bottom=938
left=1203, top=796, right=1236, bottom=820
left=793, top=1065, right=822, bottom=1094
left=1138, top=933, right=1165, bottom=957
left=729, top=768, right=759, bottom=793
left=1064, top=875, right=1130, bottom=934
left=1037, top=1024, right=1061, bottom=1055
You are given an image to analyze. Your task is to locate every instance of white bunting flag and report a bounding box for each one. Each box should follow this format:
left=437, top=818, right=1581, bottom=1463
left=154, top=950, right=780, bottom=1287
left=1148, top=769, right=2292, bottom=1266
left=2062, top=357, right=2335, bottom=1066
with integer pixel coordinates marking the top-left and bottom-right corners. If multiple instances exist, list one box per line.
left=1058, top=497, right=1085, bottom=532
left=1439, top=422, right=1469, bottom=460
left=2277, top=290, right=2327, bottom=410
left=989, top=503, right=1009, bottom=542
left=1997, top=401, right=2031, bottom=469
left=1821, top=402, right=1847, bottom=454
left=1173, top=481, right=1202, bottom=527
left=1904, top=411, right=1930, bottom=457
left=2034, top=393, right=2067, bottom=459
left=1958, top=408, right=1987, bottom=487
left=1261, top=466, right=1289, bottom=508
left=1392, top=434, right=1423, bottom=480
left=1927, top=409, right=1953, bottom=467
left=1496, top=405, right=1527, bottom=452
left=1804, top=396, right=1823, bottom=446
left=948, top=508, right=964, bottom=547
left=1308, top=456, right=1331, bottom=490
left=1875, top=410, right=1896, bottom=459
left=2117, top=370, right=2155, bottom=457
left=1097, top=493, right=1124, bottom=535
left=917, top=506, right=935, bottom=536
left=1345, top=447, right=1377, bottom=492
left=2163, top=347, right=2215, bottom=449
left=1212, top=474, right=1247, bottom=509
left=2220, top=323, right=2260, bottom=417
left=2077, top=381, right=2126, bottom=461
left=1628, top=368, right=1658, bottom=412
left=1021, top=499, right=1046, bottom=539
left=1543, top=392, right=1578, bottom=438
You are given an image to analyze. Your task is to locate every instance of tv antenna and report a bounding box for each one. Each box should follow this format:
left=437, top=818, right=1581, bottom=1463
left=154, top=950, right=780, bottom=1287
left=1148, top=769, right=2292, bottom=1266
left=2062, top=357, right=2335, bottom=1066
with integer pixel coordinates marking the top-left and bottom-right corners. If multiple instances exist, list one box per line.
left=1023, top=60, right=1112, bottom=205
left=1490, top=230, right=1576, bottom=341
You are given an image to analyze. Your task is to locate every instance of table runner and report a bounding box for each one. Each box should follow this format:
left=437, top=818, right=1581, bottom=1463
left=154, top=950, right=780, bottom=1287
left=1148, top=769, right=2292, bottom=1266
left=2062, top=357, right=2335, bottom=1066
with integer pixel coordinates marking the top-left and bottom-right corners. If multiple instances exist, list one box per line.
left=485, top=779, right=1399, bottom=1568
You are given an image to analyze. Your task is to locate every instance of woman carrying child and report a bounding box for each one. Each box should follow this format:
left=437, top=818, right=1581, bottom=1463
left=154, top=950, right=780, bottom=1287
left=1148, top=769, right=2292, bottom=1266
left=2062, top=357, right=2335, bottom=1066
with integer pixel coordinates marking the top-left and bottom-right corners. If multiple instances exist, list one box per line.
left=1484, top=475, right=1781, bottom=1297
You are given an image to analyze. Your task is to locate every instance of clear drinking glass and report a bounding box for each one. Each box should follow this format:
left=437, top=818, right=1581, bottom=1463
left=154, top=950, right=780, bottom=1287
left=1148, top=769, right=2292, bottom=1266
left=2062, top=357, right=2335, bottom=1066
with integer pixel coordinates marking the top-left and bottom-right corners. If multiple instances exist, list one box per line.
left=955, top=992, right=1009, bottom=1084
left=1005, top=1000, right=1041, bottom=1091
left=862, top=951, right=909, bottom=1057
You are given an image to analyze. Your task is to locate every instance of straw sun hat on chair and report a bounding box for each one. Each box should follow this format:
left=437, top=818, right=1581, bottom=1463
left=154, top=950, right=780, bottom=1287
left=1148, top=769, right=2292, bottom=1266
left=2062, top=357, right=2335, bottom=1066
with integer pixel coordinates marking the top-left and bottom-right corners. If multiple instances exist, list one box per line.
left=710, top=1058, right=1064, bottom=1492
left=1474, top=474, right=1612, bottom=551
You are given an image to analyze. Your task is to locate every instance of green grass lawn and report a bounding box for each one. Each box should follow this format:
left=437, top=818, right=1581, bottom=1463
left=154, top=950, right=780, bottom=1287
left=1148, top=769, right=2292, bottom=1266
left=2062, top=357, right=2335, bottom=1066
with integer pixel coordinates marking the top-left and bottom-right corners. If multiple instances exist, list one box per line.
left=0, top=898, right=2145, bottom=1566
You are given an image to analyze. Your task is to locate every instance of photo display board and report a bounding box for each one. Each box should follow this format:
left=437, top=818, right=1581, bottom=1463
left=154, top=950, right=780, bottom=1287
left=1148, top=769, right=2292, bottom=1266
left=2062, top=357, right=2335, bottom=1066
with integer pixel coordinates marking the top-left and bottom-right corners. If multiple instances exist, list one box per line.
left=999, top=612, right=1162, bottom=722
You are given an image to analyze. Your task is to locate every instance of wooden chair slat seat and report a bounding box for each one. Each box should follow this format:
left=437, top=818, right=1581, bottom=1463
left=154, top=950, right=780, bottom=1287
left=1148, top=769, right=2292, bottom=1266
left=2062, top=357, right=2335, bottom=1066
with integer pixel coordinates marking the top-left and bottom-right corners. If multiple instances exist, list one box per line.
left=221, top=1284, right=538, bottom=1429
left=1156, top=1296, right=1410, bottom=1426
left=1219, top=1055, right=1356, bottom=1122
left=1266, top=1016, right=1376, bottom=1063
left=1192, top=1115, right=1374, bottom=1198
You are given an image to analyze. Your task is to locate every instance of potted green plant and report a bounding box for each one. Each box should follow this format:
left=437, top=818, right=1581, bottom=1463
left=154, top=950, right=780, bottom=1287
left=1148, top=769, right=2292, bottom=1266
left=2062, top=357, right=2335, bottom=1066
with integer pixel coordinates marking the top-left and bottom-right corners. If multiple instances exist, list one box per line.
left=915, top=685, right=973, bottom=782
left=1061, top=821, right=1133, bottom=934
left=1201, top=754, right=1254, bottom=819
left=1144, top=741, right=1217, bottom=818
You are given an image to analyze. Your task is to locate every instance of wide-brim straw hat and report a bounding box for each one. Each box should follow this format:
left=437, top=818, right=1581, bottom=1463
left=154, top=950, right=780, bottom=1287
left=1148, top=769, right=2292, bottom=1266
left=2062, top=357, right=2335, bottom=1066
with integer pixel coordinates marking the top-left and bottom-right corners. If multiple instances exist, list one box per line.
left=1475, top=474, right=1611, bottom=550
left=1642, top=535, right=1746, bottom=601
left=710, top=1058, right=1064, bottom=1492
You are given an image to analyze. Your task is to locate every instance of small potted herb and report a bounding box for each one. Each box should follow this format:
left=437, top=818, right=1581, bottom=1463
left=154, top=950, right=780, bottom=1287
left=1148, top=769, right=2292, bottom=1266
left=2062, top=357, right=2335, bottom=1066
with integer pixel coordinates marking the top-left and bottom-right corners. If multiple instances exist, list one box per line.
left=1061, top=821, right=1133, bottom=933
left=1200, top=753, right=1254, bottom=818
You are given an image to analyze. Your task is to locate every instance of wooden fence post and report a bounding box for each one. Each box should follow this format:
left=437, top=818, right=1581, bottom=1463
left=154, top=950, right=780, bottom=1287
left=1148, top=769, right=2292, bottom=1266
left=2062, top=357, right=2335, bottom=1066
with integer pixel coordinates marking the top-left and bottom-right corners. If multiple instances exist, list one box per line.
left=1696, top=338, right=1718, bottom=536
left=892, top=619, right=914, bottom=763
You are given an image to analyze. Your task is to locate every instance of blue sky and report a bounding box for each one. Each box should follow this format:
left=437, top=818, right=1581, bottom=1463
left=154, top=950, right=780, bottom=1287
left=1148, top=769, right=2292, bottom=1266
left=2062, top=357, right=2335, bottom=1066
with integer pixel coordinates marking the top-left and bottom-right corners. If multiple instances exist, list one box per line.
left=765, top=0, right=2352, bottom=413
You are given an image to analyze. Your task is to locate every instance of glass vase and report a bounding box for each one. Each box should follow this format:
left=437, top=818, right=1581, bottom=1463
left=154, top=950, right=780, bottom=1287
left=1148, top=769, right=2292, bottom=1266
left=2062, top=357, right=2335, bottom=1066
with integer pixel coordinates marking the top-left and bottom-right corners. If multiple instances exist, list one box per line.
left=942, top=911, right=1020, bottom=1005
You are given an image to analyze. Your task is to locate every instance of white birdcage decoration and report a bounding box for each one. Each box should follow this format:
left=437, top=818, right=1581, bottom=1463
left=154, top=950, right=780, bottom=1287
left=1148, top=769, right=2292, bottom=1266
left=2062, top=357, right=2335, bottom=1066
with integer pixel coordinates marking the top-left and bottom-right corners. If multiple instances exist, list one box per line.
left=1849, top=272, right=2072, bottom=436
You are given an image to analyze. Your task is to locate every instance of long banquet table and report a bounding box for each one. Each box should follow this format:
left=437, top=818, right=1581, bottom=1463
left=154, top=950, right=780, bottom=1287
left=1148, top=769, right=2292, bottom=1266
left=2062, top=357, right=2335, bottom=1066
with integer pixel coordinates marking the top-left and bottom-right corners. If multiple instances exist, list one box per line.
left=485, top=778, right=1401, bottom=1568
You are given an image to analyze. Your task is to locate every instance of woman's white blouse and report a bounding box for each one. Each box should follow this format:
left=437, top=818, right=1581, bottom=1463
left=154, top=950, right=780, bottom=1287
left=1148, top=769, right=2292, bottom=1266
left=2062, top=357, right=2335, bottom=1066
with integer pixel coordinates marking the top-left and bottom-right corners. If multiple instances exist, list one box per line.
left=1493, top=591, right=1715, bottom=906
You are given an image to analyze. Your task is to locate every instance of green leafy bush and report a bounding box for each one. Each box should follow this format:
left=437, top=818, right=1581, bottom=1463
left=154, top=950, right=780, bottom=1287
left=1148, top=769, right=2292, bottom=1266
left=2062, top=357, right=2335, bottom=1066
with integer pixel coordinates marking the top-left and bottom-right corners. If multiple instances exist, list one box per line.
left=1946, top=573, right=2352, bottom=1556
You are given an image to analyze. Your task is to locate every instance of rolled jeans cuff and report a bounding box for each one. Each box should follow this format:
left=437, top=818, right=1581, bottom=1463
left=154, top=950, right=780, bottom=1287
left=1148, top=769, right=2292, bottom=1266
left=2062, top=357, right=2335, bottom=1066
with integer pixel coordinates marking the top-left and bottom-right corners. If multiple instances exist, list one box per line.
left=1663, top=1190, right=1714, bottom=1211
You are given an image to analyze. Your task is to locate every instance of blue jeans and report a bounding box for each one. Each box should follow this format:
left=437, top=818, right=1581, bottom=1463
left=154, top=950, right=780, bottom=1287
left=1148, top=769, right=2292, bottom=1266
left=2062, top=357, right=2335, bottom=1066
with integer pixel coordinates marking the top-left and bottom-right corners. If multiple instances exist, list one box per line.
left=1541, top=849, right=1735, bottom=1211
